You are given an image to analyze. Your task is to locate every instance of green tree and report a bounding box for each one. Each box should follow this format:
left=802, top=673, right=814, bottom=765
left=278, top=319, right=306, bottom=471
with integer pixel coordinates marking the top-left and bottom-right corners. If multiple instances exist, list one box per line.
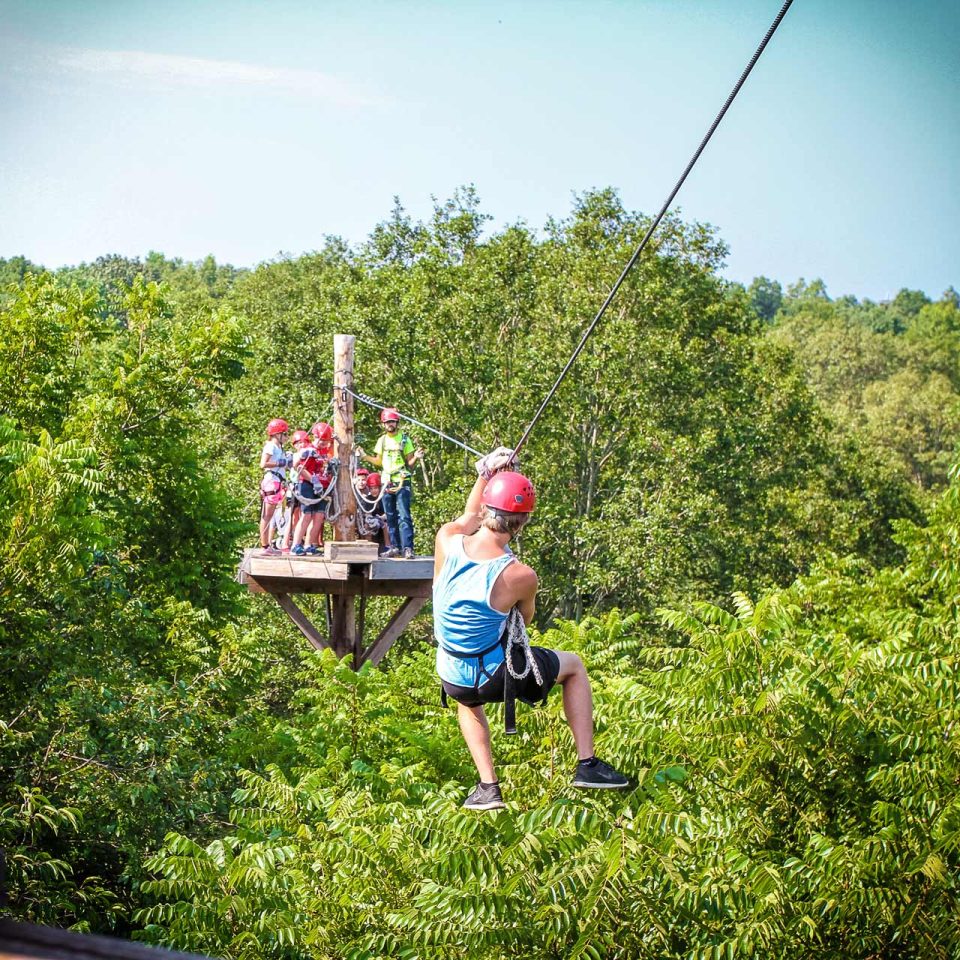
left=747, top=274, right=782, bottom=321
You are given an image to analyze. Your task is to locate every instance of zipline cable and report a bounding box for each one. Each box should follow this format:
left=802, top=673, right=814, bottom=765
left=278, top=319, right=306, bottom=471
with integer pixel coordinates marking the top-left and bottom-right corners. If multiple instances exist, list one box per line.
left=343, top=386, right=487, bottom=457
left=510, top=0, right=794, bottom=460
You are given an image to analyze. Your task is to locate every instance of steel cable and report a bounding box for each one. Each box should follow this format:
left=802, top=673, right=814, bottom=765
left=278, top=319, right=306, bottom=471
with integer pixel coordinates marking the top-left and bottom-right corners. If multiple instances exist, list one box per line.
left=511, top=0, right=794, bottom=459
left=343, top=386, right=487, bottom=457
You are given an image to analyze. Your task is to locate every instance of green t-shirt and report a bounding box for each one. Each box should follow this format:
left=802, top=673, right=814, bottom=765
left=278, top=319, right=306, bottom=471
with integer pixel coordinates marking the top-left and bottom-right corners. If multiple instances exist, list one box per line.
left=374, top=431, right=415, bottom=484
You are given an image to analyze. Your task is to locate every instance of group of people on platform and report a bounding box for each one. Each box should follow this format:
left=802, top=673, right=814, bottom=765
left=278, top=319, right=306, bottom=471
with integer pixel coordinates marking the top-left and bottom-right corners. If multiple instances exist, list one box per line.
left=258, top=406, right=423, bottom=558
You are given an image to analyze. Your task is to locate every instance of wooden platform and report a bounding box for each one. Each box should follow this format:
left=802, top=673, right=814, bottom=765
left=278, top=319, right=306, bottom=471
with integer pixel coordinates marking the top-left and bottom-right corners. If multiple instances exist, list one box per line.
left=237, top=548, right=434, bottom=667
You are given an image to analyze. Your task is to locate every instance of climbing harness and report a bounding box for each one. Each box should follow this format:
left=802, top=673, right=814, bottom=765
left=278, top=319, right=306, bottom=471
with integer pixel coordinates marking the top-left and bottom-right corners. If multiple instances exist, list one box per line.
left=440, top=605, right=546, bottom=735
left=343, top=386, right=486, bottom=457
left=293, top=466, right=338, bottom=508
left=351, top=455, right=388, bottom=536
left=510, top=0, right=794, bottom=460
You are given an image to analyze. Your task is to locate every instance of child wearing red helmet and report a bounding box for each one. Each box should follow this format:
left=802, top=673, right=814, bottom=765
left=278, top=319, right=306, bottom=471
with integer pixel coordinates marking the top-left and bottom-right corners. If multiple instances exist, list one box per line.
left=290, top=437, right=335, bottom=556
left=433, top=449, right=629, bottom=810
left=354, top=468, right=389, bottom=552
left=279, top=430, right=311, bottom=552
left=259, top=418, right=290, bottom=554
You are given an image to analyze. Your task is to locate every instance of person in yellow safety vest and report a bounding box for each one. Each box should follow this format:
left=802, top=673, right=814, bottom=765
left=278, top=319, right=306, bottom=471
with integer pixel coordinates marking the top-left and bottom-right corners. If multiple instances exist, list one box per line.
left=357, top=407, right=423, bottom=558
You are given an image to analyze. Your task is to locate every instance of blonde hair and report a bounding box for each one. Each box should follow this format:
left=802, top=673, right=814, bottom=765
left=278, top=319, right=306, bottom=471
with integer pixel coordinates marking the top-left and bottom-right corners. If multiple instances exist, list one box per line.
left=479, top=504, right=529, bottom=538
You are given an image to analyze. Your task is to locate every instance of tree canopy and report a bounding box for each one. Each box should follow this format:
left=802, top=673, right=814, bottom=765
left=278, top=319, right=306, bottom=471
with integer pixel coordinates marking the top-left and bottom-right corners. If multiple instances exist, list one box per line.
left=1, top=188, right=957, bottom=957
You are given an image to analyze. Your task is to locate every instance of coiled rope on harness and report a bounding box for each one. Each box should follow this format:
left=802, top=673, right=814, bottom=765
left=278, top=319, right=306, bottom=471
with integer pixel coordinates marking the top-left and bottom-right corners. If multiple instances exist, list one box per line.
left=510, top=0, right=794, bottom=460
left=503, top=606, right=543, bottom=735
left=293, top=472, right=342, bottom=521
left=350, top=454, right=387, bottom=536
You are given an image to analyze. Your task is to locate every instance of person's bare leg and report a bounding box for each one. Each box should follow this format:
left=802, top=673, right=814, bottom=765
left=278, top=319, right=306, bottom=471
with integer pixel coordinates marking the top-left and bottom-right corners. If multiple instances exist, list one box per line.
left=282, top=506, right=299, bottom=550
left=457, top=704, right=497, bottom=783
left=260, top=503, right=276, bottom=547
left=555, top=651, right=595, bottom=760
left=293, top=511, right=310, bottom=547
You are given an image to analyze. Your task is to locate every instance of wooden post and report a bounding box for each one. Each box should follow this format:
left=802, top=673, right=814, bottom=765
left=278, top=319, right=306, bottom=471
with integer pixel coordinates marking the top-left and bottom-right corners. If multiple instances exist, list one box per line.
left=332, top=334, right=358, bottom=543
left=331, top=334, right=360, bottom=662
left=332, top=594, right=357, bottom=661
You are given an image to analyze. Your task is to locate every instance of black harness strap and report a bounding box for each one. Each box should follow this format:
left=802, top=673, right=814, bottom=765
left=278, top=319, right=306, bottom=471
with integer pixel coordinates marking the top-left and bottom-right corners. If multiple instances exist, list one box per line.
left=441, top=627, right=546, bottom=735
left=504, top=665, right=517, bottom=735
left=439, top=634, right=506, bottom=711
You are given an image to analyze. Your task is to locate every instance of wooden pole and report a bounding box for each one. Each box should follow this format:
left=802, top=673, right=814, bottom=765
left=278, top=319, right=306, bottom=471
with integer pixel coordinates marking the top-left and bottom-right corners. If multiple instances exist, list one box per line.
left=332, top=334, right=359, bottom=661
left=332, top=334, right=358, bottom=543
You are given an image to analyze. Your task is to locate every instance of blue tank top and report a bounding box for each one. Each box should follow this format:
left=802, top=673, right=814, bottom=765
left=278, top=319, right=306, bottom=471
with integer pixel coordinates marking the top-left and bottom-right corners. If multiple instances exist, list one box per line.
left=434, top=535, right=515, bottom=686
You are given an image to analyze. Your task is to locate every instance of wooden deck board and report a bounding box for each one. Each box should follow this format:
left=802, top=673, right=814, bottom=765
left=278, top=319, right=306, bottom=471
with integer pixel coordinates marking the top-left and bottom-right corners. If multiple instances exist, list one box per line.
left=244, top=575, right=432, bottom=598
left=243, top=551, right=350, bottom=581
left=238, top=547, right=434, bottom=664
left=239, top=549, right=433, bottom=594
left=367, top=557, right=434, bottom=580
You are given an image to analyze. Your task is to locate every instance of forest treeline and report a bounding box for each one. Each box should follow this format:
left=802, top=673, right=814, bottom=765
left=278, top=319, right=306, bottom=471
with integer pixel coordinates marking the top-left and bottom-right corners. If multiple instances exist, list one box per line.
left=1, top=188, right=958, bottom=958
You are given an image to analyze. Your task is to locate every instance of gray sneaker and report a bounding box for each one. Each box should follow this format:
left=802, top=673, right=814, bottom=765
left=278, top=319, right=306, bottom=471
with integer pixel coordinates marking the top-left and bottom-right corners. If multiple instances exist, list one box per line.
left=572, top=758, right=629, bottom=790
left=381, top=547, right=400, bottom=558
left=463, top=782, right=506, bottom=810
left=403, top=547, right=415, bottom=559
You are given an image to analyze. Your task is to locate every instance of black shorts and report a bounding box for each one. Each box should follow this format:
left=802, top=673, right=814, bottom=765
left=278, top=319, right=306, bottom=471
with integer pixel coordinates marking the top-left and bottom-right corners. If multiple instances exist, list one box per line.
left=441, top=646, right=561, bottom=708
left=299, top=482, right=328, bottom=515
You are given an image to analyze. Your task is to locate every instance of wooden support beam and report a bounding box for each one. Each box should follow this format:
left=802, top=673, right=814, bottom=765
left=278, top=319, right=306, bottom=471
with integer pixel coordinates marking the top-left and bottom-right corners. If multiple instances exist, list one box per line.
left=333, top=334, right=358, bottom=543
left=331, top=594, right=357, bottom=661
left=246, top=575, right=431, bottom=598
left=273, top=593, right=330, bottom=652
left=360, top=596, right=429, bottom=667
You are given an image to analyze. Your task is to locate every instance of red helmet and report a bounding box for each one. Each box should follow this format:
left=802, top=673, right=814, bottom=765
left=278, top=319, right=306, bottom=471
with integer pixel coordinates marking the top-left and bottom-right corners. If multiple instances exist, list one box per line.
left=291, top=429, right=310, bottom=445
left=380, top=407, right=400, bottom=424
left=267, top=418, right=289, bottom=437
left=356, top=467, right=369, bottom=478
left=311, top=421, right=334, bottom=442
left=366, top=472, right=382, bottom=489
left=482, top=471, right=535, bottom=514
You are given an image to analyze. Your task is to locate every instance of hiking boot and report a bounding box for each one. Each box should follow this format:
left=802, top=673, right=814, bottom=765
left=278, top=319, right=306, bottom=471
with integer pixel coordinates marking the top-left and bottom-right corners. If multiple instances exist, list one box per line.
left=291, top=544, right=306, bottom=556
left=463, top=781, right=506, bottom=811
left=403, top=547, right=415, bottom=559
left=572, top=758, right=629, bottom=790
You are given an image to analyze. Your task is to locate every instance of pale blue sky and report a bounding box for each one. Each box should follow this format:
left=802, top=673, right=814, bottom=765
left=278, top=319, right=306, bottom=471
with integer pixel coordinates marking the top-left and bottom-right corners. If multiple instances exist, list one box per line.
left=1, top=0, right=957, bottom=300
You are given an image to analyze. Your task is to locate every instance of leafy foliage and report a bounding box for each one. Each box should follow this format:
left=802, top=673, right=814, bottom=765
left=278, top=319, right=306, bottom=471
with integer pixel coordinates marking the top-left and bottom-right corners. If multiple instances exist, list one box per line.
left=768, top=282, right=960, bottom=491
left=1, top=191, right=956, bottom=957
left=136, top=463, right=960, bottom=957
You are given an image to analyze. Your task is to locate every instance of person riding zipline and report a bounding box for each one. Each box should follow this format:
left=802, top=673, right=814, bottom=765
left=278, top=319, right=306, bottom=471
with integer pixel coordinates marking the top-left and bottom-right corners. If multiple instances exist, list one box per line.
left=433, top=449, right=629, bottom=810
left=358, top=407, right=423, bottom=559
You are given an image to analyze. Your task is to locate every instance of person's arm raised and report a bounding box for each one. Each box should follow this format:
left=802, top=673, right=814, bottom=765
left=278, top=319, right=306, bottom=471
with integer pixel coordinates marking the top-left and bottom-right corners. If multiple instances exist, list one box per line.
left=435, top=447, right=518, bottom=550
left=438, top=474, right=487, bottom=543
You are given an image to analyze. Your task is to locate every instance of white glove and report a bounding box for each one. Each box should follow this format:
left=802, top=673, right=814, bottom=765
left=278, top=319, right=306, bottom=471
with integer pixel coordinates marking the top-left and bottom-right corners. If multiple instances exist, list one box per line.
left=475, top=446, right=516, bottom=480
